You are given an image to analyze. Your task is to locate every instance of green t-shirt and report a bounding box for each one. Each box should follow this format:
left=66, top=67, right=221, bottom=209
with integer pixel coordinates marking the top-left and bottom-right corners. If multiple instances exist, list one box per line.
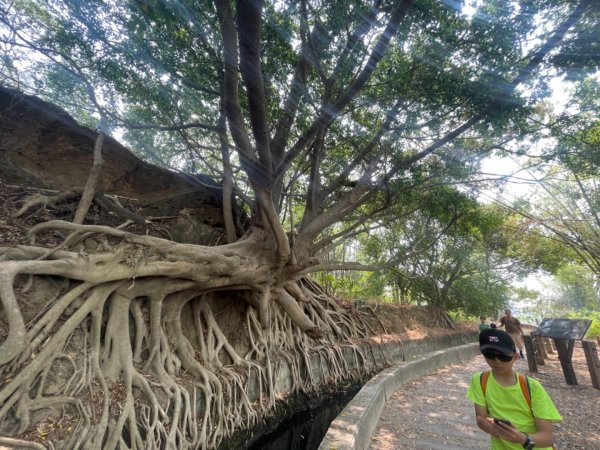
left=479, top=323, right=491, bottom=331
left=466, top=370, right=562, bottom=450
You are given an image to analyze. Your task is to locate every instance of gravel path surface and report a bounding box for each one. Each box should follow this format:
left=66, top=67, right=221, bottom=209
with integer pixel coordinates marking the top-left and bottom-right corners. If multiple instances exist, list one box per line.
left=370, top=344, right=600, bottom=449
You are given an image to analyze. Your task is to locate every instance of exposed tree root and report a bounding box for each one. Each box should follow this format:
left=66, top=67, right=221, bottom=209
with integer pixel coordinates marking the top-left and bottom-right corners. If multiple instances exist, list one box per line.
left=12, top=191, right=81, bottom=220
left=0, top=436, right=47, bottom=450
left=428, top=307, right=456, bottom=329
left=0, top=221, right=377, bottom=448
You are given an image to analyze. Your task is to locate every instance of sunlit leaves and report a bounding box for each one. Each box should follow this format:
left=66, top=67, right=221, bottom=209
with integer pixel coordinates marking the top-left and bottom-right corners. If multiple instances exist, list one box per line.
left=551, top=2, right=600, bottom=81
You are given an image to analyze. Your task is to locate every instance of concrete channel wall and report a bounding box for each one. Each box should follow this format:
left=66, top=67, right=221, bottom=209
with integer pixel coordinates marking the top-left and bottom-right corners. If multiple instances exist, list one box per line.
left=226, top=332, right=477, bottom=448
left=247, top=332, right=477, bottom=404
left=318, top=342, right=480, bottom=450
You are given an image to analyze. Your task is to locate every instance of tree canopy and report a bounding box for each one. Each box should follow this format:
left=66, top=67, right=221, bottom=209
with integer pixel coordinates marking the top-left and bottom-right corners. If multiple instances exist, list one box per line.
left=2, top=0, right=599, bottom=322
left=2, top=1, right=600, bottom=448
left=1, top=0, right=595, bottom=264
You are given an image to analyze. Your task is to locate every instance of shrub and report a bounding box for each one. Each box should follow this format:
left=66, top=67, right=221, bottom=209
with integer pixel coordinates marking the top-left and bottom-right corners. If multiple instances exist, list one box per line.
left=566, top=310, right=600, bottom=339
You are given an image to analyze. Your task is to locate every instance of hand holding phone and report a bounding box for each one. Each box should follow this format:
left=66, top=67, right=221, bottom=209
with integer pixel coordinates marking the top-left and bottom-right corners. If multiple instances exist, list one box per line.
left=493, top=418, right=513, bottom=427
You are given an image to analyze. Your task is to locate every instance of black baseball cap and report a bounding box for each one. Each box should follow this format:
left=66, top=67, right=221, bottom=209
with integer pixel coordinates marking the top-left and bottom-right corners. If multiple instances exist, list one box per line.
left=479, top=329, right=516, bottom=356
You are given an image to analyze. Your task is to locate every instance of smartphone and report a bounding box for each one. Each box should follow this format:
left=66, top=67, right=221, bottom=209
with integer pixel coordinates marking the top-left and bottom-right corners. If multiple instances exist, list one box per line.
left=493, top=418, right=513, bottom=427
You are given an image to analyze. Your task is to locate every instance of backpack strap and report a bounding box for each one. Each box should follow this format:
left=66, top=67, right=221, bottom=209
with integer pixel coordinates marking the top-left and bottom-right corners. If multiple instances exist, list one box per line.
left=480, top=370, right=532, bottom=410
left=518, top=373, right=532, bottom=409
left=480, top=370, right=491, bottom=396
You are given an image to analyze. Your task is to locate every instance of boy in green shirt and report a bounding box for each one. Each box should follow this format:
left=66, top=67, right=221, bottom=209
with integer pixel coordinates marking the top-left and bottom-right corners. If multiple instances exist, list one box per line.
left=479, top=316, right=491, bottom=331
left=466, top=329, right=562, bottom=449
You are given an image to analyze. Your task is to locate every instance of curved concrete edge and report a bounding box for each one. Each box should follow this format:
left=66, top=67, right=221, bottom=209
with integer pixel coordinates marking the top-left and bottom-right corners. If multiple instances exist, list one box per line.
left=318, top=342, right=480, bottom=450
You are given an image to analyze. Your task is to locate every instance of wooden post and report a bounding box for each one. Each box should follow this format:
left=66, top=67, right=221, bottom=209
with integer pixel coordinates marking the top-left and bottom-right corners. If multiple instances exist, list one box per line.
left=533, top=335, right=546, bottom=364
left=523, top=335, right=538, bottom=372
left=539, top=336, right=548, bottom=358
left=582, top=340, right=600, bottom=390
left=553, top=338, right=578, bottom=385
left=544, top=337, right=554, bottom=354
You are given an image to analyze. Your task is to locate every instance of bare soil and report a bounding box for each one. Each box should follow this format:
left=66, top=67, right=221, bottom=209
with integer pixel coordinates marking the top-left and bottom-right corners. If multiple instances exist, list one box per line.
left=338, top=299, right=474, bottom=339
left=533, top=343, right=600, bottom=449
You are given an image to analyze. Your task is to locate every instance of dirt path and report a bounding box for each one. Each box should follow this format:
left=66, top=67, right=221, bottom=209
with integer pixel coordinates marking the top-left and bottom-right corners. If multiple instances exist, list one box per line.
left=370, top=345, right=600, bottom=449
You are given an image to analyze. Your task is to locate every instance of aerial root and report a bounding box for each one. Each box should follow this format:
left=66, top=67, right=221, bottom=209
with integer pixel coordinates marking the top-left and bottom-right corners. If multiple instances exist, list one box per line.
left=0, top=436, right=47, bottom=450
left=193, top=299, right=244, bottom=368
left=0, top=276, right=373, bottom=449
left=0, top=231, right=374, bottom=449
left=273, top=287, right=323, bottom=339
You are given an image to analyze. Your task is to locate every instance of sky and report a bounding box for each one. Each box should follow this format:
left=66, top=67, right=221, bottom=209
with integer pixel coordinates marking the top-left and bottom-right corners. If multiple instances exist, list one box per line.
left=479, top=75, right=573, bottom=201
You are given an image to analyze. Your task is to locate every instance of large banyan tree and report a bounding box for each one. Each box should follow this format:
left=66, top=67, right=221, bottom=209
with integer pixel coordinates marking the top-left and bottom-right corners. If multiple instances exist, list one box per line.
left=0, top=0, right=596, bottom=448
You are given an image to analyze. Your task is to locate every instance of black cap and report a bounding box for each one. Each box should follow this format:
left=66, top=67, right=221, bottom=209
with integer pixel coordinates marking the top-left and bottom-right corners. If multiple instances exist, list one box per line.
left=479, top=329, right=516, bottom=356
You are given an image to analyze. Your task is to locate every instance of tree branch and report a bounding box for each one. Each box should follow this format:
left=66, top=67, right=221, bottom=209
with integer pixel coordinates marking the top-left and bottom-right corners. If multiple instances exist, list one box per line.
left=274, top=0, right=416, bottom=182
left=386, top=0, right=592, bottom=181
left=214, top=0, right=262, bottom=184
left=237, top=0, right=272, bottom=184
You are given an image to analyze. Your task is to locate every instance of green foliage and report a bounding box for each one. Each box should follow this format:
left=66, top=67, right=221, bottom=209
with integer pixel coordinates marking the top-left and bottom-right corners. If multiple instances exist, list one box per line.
left=312, top=269, right=389, bottom=302
left=516, top=264, right=600, bottom=333
left=550, top=3, right=600, bottom=81
left=451, top=273, right=510, bottom=317
left=566, top=310, right=600, bottom=339
left=447, top=310, right=481, bottom=326
left=332, top=271, right=387, bottom=301
left=555, top=123, right=600, bottom=177
left=503, top=225, right=579, bottom=274
left=333, top=186, right=518, bottom=316
left=553, top=264, right=599, bottom=311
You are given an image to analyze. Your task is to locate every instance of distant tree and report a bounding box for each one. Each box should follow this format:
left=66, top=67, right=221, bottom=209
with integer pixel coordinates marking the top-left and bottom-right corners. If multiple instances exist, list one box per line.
left=497, top=74, right=600, bottom=276
left=553, top=264, right=599, bottom=311
left=353, top=190, right=518, bottom=324
left=517, top=287, right=558, bottom=324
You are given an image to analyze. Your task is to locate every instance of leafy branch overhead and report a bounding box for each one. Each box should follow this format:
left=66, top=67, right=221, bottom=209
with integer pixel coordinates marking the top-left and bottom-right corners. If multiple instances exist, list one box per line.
left=1, top=0, right=594, bottom=267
